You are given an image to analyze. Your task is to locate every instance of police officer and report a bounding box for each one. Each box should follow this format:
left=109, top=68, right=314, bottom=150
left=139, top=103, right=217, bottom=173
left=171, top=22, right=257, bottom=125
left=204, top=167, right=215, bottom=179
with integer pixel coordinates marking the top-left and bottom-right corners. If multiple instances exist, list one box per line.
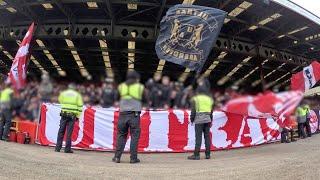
left=112, top=70, right=145, bottom=164
left=55, top=83, right=83, bottom=153
left=188, top=84, right=214, bottom=160
left=0, top=82, right=13, bottom=141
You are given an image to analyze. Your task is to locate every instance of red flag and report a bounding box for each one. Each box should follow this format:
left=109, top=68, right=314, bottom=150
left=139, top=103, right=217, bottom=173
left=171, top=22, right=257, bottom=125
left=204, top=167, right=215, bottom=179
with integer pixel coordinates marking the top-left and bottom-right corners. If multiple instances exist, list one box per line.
left=291, top=61, right=320, bottom=91
left=222, top=91, right=303, bottom=120
left=8, top=22, right=35, bottom=90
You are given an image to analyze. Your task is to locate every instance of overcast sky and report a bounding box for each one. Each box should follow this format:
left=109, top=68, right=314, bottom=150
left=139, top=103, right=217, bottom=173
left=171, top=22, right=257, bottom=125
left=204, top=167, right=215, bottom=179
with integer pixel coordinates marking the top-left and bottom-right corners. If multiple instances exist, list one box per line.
left=290, top=0, right=320, bottom=17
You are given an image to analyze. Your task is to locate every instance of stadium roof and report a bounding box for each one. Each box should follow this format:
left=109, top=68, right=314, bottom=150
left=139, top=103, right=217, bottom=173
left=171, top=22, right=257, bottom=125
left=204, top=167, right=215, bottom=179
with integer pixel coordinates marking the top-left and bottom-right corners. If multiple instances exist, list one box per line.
left=0, top=0, right=320, bottom=92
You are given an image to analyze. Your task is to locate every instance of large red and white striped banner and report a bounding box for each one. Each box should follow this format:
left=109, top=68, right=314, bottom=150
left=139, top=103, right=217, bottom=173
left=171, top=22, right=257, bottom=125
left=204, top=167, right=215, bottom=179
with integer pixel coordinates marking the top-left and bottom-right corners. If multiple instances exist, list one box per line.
left=37, top=91, right=306, bottom=152
left=38, top=104, right=292, bottom=152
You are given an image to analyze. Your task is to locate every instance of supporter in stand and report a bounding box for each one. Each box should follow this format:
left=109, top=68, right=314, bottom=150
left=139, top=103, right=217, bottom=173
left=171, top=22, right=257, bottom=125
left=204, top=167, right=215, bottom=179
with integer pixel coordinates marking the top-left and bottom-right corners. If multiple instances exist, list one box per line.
left=159, top=76, right=172, bottom=109
left=145, top=78, right=154, bottom=108
left=173, top=82, right=184, bottom=108
left=12, top=90, right=24, bottom=118
left=178, top=85, right=193, bottom=109
left=148, top=73, right=163, bottom=109
left=101, top=78, right=118, bottom=108
left=39, top=72, right=53, bottom=103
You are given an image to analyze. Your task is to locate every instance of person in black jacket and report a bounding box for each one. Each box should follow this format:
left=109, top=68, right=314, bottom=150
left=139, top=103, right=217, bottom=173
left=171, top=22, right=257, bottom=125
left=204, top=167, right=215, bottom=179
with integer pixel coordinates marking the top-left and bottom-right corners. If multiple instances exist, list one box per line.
left=101, top=78, right=118, bottom=108
left=159, top=76, right=172, bottom=109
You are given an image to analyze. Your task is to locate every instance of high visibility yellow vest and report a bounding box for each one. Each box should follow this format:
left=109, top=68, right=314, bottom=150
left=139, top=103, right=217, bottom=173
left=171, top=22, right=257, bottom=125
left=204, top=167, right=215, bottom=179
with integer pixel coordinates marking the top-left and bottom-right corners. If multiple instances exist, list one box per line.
left=58, top=89, right=83, bottom=118
left=192, top=94, right=213, bottom=112
left=304, top=105, right=310, bottom=112
left=297, top=106, right=307, bottom=116
left=118, top=83, right=144, bottom=100
left=0, top=88, right=13, bottom=103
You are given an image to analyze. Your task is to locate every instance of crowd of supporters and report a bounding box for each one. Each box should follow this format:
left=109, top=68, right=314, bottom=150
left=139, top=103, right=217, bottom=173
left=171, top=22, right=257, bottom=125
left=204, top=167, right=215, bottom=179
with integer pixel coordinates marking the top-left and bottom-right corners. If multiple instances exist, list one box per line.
left=8, top=73, right=241, bottom=121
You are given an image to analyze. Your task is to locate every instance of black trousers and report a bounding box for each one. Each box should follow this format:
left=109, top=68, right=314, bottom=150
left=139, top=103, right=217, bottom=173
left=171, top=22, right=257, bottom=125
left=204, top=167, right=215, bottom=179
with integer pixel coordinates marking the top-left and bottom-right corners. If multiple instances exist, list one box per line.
left=194, top=122, right=211, bottom=156
left=0, top=109, right=12, bottom=140
left=281, top=128, right=294, bottom=142
left=55, top=114, right=76, bottom=152
left=298, top=123, right=306, bottom=138
left=115, top=112, right=141, bottom=160
left=305, top=118, right=312, bottom=137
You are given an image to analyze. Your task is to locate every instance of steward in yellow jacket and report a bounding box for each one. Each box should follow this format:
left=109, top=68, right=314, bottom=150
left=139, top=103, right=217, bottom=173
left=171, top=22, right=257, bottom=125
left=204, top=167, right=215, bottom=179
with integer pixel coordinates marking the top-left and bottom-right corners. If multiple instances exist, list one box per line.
left=0, top=82, right=13, bottom=141
left=55, top=83, right=83, bottom=153
left=188, top=84, right=214, bottom=160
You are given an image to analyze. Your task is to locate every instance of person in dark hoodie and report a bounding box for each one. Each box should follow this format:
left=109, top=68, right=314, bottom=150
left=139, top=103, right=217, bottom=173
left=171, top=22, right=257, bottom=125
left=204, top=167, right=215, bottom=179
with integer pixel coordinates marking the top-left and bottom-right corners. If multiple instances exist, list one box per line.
left=188, top=82, right=214, bottom=160
left=112, top=70, right=145, bottom=164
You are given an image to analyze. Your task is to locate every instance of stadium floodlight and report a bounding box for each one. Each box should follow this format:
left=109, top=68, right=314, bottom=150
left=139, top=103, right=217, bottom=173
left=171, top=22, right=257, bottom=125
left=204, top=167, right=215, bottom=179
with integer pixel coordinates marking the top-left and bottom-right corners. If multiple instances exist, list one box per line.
left=229, top=1, right=252, bottom=17
left=249, top=13, right=282, bottom=31
left=261, top=58, right=269, bottom=65
left=99, top=40, right=114, bottom=77
left=182, top=0, right=196, bottom=4
left=258, top=13, right=281, bottom=25
left=128, top=32, right=136, bottom=69
left=178, top=68, right=191, bottom=82
left=224, top=18, right=231, bottom=24
left=0, top=0, right=7, bottom=6
left=225, top=1, right=252, bottom=24
left=16, top=40, right=46, bottom=73
left=273, top=66, right=299, bottom=89
left=264, top=63, right=286, bottom=79
left=217, top=56, right=252, bottom=85
left=65, top=39, right=74, bottom=47
left=251, top=62, right=286, bottom=87
left=234, top=66, right=259, bottom=86
left=3, top=51, right=13, bottom=60
left=251, top=79, right=261, bottom=87
left=30, top=56, right=47, bottom=74
left=156, top=59, right=166, bottom=72
left=87, top=2, right=98, bottom=9
left=127, top=4, right=137, bottom=10
left=305, top=33, right=320, bottom=41
left=235, top=59, right=269, bottom=86
left=265, top=72, right=291, bottom=89
left=42, top=3, right=53, bottom=9
left=248, top=25, right=258, bottom=31
left=200, top=51, right=227, bottom=79
left=287, top=26, right=308, bottom=35
left=65, top=39, right=90, bottom=77
left=6, top=7, right=16, bottom=13
left=36, top=39, right=66, bottom=76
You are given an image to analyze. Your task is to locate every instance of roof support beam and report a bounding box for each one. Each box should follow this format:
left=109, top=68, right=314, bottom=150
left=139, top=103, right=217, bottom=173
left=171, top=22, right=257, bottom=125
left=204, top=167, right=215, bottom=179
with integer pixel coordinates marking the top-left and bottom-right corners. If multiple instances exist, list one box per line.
left=52, top=0, right=76, bottom=24
left=219, top=0, right=232, bottom=9
left=154, top=0, right=167, bottom=36
left=118, top=6, right=159, bottom=22
left=1, top=24, right=311, bottom=67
